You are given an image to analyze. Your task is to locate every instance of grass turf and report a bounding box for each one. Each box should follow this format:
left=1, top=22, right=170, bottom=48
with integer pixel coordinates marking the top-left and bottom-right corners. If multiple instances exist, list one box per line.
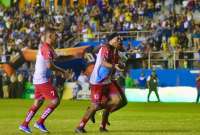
left=0, top=99, right=200, bottom=135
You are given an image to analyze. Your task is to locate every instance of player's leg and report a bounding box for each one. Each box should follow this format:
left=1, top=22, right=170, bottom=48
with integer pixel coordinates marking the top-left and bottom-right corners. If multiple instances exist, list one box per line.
left=154, top=90, right=160, bottom=102
left=34, top=82, right=60, bottom=133
left=89, top=85, right=109, bottom=124
left=100, top=110, right=110, bottom=132
left=19, top=98, right=44, bottom=133
left=147, top=90, right=152, bottom=102
left=90, top=109, right=96, bottom=123
left=75, top=85, right=106, bottom=133
left=76, top=103, right=103, bottom=133
left=100, top=81, right=127, bottom=131
left=91, top=81, right=127, bottom=127
left=105, top=81, right=127, bottom=112
left=99, top=94, right=122, bottom=132
left=109, top=81, right=127, bottom=112
left=196, top=88, right=200, bottom=103
left=196, top=94, right=200, bottom=103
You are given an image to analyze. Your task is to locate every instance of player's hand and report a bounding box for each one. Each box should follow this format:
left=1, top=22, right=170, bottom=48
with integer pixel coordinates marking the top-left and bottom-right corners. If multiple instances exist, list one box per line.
left=115, top=64, right=124, bottom=72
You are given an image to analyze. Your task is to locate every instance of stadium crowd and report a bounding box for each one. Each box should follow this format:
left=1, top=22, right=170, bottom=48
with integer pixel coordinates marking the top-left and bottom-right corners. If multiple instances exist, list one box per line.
left=0, top=0, right=199, bottom=98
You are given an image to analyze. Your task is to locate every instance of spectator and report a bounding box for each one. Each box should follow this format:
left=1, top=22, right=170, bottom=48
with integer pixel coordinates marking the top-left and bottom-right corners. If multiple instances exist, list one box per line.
left=16, top=73, right=25, bottom=98
left=125, top=73, right=134, bottom=88
left=162, top=40, right=174, bottom=69
left=72, top=81, right=82, bottom=100
left=192, top=25, right=200, bottom=49
left=2, top=72, right=10, bottom=98
left=179, top=32, right=189, bottom=49
left=165, top=0, right=175, bottom=13
left=77, top=70, right=89, bottom=91
left=9, top=73, right=17, bottom=98
left=138, top=72, right=146, bottom=89
left=161, top=39, right=169, bottom=68
left=187, top=47, right=194, bottom=69
left=66, top=69, right=76, bottom=82
left=168, top=33, right=179, bottom=50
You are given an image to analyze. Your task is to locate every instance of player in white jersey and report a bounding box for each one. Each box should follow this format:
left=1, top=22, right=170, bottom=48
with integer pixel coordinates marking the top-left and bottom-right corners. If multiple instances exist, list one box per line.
left=19, top=29, right=69, bottom=134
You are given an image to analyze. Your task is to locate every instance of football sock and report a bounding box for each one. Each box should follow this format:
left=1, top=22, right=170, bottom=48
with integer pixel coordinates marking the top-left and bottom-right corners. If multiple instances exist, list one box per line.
left=37, top=104, right=57, bottom=124
left=22, top=105, right=39, bottom=126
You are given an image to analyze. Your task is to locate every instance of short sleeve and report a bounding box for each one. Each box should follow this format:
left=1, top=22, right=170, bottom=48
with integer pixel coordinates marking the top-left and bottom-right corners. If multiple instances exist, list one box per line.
left=100, top=46, right=109, bottom=60
left=41, top=44, right=55, bottom=60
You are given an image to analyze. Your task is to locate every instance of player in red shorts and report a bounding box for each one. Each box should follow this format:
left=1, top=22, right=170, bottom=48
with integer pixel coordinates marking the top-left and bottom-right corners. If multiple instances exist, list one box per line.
left=75, top=33, right=126, bottom=133
left=98, top=79, right=127, bottom=131
left=19, top=29, right=69, bottom=134
left=92, top=36, right=128, bottom=132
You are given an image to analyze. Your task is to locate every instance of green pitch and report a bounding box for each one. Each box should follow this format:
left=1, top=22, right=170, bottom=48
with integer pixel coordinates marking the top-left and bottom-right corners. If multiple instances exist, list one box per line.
left=0, top=99, right=200, bottom=135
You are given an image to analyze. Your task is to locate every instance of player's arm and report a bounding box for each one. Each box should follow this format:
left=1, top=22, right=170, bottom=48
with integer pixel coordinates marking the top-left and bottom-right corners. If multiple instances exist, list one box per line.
left=100, top=46, right=124, bottom=71
left=101, top=51, right=124, bottom=71
left=47, top=60, right=65, bottom=74
left=54, top=55, right=76, bottom=62
left=100, top=46, right=114, bottom=69
left=102, top=60, right=113, bottom=68
left=46, top=60, right=72, bottom=79
left=102, top=60, right=124, bottom=72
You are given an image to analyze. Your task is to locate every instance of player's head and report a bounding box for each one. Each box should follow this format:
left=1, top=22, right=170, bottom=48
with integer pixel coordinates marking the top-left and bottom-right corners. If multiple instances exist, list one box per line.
left=43, top=28, right=56, bottom=46
left=107, top=33, right=122, bottom=49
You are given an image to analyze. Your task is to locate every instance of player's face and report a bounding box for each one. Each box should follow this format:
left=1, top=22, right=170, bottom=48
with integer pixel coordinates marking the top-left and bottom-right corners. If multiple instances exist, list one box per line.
left=110, top=36, right=121, bottom=49
left=48, top=32, right=56, bottom=46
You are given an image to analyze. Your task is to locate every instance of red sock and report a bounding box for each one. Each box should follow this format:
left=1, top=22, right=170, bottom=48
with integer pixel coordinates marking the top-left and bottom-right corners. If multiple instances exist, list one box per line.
left=100, top=111, right=109, bottom=129
left=37, top=104, right=57, bottom=124
left=78, top=117, right=89, bottom=128
left=22, top=105, right=39, bottom=126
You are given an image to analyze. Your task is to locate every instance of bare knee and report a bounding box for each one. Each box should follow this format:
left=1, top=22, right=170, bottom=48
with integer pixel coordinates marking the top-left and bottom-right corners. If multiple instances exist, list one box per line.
left=51, top=98, right=60, bottom=107
left=110, top=95, right=121, bottom=105
left=34, top=99, right=44, bottom=107
left=89, top=103, right=102, bottom=111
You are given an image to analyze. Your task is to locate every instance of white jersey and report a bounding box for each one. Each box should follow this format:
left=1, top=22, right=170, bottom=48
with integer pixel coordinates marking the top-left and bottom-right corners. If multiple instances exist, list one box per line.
left=33, top=43, right=56, bottom=84
left=89, top=45, right=112, bottom=85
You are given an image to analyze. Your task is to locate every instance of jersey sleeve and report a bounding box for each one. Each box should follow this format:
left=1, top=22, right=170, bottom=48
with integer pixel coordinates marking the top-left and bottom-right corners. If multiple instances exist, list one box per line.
left=100, top=46, right=109, bottom=60
left=41, top=45, right=55, bottom=60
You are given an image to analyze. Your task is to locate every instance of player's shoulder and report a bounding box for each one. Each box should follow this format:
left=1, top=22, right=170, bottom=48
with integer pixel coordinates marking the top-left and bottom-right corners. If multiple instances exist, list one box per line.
left=41, top=43, right=55, bottom=53
left=100, top=44, right=108, bottom=49
left=41, top=43, right=50, bottom=50
left=100, top=44, right=109, bottom=52
left=40, top=43, right=55, bottom=59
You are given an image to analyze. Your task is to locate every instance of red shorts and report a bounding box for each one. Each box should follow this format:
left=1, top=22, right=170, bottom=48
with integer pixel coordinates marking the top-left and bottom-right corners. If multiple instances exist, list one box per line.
left=108, top=81, right=123, bottom=96
left=34, top=81, right=58, bottom=100
left=90, top=81, right=124, bottom=104
left=90, top=84, right=109, bottom=104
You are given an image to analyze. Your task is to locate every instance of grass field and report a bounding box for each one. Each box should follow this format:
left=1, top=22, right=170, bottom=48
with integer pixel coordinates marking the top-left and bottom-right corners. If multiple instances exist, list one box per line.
left=0, top=99, right=200, bottom=135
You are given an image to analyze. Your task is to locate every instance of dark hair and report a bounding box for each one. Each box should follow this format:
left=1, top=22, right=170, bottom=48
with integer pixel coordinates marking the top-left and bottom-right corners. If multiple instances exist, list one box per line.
left=107, top=33, right=119, bottom=41
left=45, top=27, right=56, bottom=34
